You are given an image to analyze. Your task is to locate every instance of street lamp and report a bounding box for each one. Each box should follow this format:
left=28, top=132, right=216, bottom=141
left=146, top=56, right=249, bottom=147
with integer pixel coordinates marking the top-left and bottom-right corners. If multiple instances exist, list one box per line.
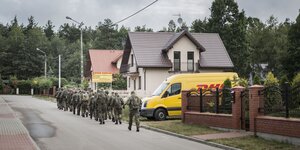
left=36, top=48, right=47, bottom=78
left=66, top=16, right=84, bottom=84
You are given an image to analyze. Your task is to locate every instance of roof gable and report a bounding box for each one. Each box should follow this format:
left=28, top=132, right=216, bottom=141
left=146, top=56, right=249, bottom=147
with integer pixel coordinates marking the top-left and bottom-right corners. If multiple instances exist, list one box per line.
left=162, top=30, right=206, bottom=52
left=89, top=49, right=123, bottom=73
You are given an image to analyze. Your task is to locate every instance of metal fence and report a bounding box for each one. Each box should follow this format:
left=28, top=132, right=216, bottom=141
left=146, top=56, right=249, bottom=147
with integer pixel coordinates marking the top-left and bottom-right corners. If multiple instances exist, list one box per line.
left=259, top=83, right=300, bottom=118
left=187, top=88, right=234, bottom=114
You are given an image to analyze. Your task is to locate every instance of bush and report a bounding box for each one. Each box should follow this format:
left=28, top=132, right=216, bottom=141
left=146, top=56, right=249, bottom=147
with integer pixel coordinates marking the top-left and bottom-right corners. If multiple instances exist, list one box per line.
left=291, top=73, right=300, bottom=108
left=112, top=74, right=127, bottom=90
left=17, top=80, right=31, bottom=89
left=49, top=77, right=68, bottom=87
left=264, top=72, right=282, bottom=111
left=221, top=78, right=232, bottom=113
left=9, top=75, right=18, bottom=89
left=31, top=77, right=53, bottom=90
left=292, top=72, right=300, bottom=88
left=81, top=78, right=89, bottom=90
left=0, top=78, right=3, bottom=91
left=232, top=75, right=248, bottom=88
left=279, top=75, right=289, bottom=87
left=38, top=78, right=53, bottom=90
left=253, top=74, right=261, bottom=85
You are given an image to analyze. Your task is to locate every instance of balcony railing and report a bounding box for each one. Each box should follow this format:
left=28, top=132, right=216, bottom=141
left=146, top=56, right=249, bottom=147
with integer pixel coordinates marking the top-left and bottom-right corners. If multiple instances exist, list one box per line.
left=171, top=62, right=199, bottom=72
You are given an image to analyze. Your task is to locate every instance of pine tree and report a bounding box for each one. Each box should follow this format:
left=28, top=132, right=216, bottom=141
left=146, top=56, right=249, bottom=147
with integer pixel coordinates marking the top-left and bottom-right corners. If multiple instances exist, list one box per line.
left=285, top=12, right=300, bottom=78
left=207, top=0, right=249, bottom=77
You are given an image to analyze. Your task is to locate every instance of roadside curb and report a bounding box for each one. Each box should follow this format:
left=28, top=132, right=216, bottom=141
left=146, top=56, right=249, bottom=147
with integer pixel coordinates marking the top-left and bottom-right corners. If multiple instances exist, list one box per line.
left=0, top=96, right=41, bottom=150
left=140, top=124, right=240, bottom=150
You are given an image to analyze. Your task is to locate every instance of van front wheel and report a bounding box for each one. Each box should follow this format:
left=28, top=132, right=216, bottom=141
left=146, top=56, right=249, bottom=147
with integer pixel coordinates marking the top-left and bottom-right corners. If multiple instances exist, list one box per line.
left=154, top=108, right=167, bottom=121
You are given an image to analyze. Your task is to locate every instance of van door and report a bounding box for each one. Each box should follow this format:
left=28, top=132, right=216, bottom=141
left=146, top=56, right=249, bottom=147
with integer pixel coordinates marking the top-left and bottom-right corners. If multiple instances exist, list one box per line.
left=161, top=83, right=182, bottom=116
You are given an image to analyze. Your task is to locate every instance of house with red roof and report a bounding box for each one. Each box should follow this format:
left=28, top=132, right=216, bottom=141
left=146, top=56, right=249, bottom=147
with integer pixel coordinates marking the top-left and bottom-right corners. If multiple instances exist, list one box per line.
left=86, top=49, right=123, bottom=90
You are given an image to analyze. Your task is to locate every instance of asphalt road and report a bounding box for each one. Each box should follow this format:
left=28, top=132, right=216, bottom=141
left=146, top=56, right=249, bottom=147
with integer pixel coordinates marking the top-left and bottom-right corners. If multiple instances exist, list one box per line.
left=1, top=95, right=220, bottom=150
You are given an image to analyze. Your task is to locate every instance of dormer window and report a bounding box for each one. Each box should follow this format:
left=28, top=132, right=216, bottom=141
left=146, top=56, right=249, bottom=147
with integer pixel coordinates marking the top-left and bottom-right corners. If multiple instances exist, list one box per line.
left=174, top=51, right=181, bottom=71
left=187, top=51, right=194, bottom=72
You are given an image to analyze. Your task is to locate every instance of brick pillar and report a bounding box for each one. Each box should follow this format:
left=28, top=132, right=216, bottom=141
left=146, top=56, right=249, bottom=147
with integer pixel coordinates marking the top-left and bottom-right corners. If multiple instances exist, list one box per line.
left=232, top=86, right=245, bottom=129
left=249, top=85, right=264, bottom=132
left=181, top=90, right=189, bottom=123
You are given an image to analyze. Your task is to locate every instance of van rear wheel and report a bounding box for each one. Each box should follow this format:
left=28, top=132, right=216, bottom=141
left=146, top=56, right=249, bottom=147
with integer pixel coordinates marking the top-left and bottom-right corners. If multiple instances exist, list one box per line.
left=154, top=108, right=167, bottom=121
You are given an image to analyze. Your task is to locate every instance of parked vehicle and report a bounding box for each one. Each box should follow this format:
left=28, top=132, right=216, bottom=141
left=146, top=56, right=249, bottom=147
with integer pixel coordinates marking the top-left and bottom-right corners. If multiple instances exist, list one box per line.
left=140, top=72, right=238, bottom=120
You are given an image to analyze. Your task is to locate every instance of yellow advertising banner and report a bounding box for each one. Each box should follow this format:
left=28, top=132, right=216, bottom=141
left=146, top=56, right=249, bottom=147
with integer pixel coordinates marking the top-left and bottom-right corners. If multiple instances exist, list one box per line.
left=92, top=73, right=113, bottom=83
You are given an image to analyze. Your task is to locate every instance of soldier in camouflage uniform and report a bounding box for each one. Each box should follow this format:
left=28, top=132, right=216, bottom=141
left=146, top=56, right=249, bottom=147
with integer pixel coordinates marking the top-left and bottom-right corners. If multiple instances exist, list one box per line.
left=67, top=90, right=73, bottom=112
left=88, top=92, right=94, bottom=119
left=61, top=89, right=68, bottom=111
left=126, top=91, right=142, bottom=132
left=96, top=89, right=107, bottom=124
left=76, top=90, right=83, bottom=116
left=107, top=92, right=115, bottom=122
left=112, top=93, right=124, bottom=125
left=55, top=88, right=62, bottom=109
left=81, top=91, right=89, bottom=117
left=104, top=90, right=110, bottom=120
left=72, top=90, right=79, bottom=115
left=93, top=91, right=99, bottom=121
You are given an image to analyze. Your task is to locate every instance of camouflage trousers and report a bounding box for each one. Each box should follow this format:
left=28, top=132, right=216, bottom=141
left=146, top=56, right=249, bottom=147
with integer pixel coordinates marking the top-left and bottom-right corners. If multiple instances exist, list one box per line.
left=81, top=101, right=88, bottom=117
left=128, top=109, right=140, bottom=130
left=97, top=108, right=106, bottom=124
left=114, top=108, right=122, bottom=124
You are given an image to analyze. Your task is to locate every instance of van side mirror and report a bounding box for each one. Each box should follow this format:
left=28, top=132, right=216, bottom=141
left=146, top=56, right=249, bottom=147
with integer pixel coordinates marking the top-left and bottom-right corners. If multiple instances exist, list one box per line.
left=162, top=91, right=169, bottom=98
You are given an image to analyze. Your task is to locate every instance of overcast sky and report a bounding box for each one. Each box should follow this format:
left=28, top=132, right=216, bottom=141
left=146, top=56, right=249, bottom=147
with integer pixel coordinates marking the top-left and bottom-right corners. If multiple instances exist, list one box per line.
left=0, top=0, right=299, bottom=31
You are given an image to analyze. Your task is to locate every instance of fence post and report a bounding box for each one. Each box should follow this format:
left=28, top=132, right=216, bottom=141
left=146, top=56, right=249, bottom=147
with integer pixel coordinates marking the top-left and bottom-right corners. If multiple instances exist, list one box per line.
left=249, top=85, right=264, bottom=132
left=181, top=90, right=189, bottom=123
left=200, top=88, right=203, bottom=112
left=285, top=82, right=289, bottom=118
left=215, top=88, right=219, bottom=113
left=232, top=86, right=245, bottom=129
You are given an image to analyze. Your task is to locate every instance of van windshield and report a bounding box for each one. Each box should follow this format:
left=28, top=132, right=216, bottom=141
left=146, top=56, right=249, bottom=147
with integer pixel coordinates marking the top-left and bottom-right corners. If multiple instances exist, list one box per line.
left=152, top=82, right=169, bottom=96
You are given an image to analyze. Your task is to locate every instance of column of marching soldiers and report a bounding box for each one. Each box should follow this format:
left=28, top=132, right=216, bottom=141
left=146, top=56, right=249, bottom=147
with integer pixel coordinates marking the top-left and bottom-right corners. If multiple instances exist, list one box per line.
left=54, top=88, right=142, bottom=132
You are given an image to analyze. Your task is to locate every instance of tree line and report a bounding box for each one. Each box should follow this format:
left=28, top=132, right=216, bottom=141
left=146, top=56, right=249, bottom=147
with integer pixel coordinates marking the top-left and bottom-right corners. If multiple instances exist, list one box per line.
left=0, top=0, right=299, bottom=84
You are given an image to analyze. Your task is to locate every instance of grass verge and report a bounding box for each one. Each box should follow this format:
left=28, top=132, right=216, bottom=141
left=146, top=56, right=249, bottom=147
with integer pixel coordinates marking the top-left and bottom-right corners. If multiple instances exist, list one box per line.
left=142, top=120, right=221, bottom=136
left=210, top=136, right=300, bottom=150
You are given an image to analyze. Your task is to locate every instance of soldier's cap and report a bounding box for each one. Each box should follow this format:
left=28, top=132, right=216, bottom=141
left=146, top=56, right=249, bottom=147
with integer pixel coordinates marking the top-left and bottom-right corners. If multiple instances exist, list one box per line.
left=105, top=91, right=109, bottom=94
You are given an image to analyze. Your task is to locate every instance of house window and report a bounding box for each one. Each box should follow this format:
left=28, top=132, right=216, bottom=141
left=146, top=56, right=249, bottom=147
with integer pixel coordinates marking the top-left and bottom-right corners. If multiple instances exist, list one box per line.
left=131, top=54, right=134, bottom=67
left=174, top=51, right=181, bottom=71
left=134, top=79, right=136, bottom=90
left=187, top=52, right=194, bottom=72
left=138, top=76, right=141, bottom=90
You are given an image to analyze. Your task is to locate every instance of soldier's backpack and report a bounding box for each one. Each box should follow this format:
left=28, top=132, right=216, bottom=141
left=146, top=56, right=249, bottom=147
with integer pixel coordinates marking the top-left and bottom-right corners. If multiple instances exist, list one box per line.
left=131, top=96, right=140, bottom=110
left=82, top=94, right=89, bottom=101
left=115, top=97, right=122, bottom=109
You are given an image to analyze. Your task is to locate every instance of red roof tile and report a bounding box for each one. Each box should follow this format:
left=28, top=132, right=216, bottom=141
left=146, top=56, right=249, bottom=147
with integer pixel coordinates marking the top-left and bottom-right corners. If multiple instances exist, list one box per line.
left=89, top=49, right=123, bottom=74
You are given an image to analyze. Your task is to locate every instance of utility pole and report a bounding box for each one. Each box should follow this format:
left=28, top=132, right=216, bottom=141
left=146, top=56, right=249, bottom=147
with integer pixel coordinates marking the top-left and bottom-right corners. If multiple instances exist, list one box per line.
left=58, top=55, right=61, bottom=88
left=36, top=48, right=47, bottom=78
left=66, top=16, right=84, bottom=84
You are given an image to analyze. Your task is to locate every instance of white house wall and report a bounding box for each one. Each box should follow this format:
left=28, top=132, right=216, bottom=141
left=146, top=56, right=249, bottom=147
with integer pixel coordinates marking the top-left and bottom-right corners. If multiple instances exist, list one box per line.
left=167, top=36, right=200, bottom=71
left=144, top=68, right=170, bottom=97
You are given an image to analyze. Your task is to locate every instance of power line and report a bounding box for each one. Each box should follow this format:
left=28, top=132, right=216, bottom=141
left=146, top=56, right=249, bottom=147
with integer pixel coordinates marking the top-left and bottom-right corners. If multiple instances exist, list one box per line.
left=112, top=0, right=158, bottom=26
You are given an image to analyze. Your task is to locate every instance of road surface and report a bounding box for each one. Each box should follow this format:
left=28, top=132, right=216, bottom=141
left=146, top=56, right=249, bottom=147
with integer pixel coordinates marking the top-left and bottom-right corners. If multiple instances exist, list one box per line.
left=1, top=95, right=220, bottom=150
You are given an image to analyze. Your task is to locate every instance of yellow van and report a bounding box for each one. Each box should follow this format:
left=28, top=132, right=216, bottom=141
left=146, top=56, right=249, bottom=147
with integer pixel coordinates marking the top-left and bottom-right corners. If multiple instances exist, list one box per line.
left=140, top=72, right=238, bottom=120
